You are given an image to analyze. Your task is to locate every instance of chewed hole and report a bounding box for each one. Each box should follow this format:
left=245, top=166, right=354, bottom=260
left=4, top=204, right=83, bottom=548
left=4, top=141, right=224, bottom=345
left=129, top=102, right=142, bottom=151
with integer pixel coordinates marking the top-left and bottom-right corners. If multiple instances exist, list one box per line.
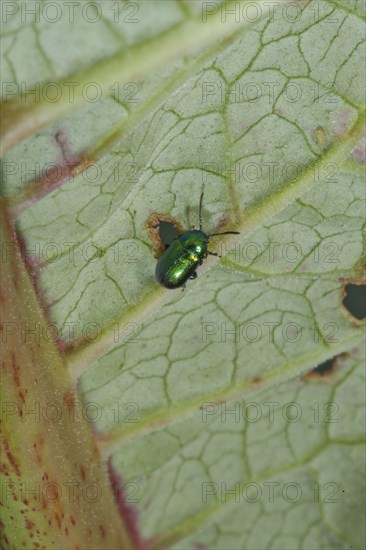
left=302, top=353, right=348, bottom=382
left=157, top=220, right=179, bottom=247
left=342, top=283, right=366, bottom=321
left=312, top=359, right=334, bottom=376
left=145, top=213, right=183, bottom=258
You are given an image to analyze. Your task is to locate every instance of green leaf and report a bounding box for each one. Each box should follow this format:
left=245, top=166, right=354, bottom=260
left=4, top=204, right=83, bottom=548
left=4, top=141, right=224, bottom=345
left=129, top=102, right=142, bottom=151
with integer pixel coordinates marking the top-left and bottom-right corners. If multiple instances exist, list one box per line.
left=112, top=348, right=365, bottom=549
left=1, top=1, right=365, bottom=548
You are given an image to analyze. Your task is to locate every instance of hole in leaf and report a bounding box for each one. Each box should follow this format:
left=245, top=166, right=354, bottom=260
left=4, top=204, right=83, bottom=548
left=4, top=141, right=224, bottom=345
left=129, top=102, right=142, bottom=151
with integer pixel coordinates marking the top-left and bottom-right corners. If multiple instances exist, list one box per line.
left=342, top=283, right=366, bottom=321
left=157, top=220, right=179, bottom=246
left=312, top=359, right=334, bottom=376
left=302, top=353, right=348, bottom=381
left=145, top=213, right=183, bottom=258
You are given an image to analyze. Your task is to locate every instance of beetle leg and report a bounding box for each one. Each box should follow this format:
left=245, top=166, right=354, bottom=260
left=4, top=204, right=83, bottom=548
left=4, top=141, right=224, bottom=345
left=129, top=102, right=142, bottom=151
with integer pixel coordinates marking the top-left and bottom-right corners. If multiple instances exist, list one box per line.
left=208, top=251, right=221, bottom=258
left=189, top=271, right=197, bottom=280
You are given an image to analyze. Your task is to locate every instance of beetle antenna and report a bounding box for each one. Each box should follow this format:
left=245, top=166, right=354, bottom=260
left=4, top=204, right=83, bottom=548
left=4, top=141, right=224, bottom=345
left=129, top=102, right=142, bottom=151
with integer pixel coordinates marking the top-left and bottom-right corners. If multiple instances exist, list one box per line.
left=198, top=192, right=204, bottom=230
left=209, top=231, right=240, bottom=237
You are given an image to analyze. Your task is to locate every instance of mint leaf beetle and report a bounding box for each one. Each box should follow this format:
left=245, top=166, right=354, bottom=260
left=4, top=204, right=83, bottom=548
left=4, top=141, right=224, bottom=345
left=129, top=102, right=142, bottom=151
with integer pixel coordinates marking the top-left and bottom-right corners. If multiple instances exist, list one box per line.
left=155, top=193, right=239, bottom=289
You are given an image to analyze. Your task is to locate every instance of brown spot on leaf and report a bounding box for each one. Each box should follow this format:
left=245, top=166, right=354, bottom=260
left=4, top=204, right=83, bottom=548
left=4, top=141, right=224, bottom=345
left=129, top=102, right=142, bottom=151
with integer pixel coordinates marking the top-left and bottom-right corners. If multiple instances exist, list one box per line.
left=63, top=389, right=76, bottom=416
left=80, top=465, right=86, bottom=482
left=33, top=435, right=45, bottom=466
left=1, top=462, right=10, bottom=476
left=25, top=518, right=35, bottom=531
left=54, top=512, right=62, bottom=529
left=41, top=494, right=48, bottom=510
left=11, top=351, right=21, bottom=388
left=2, top=438, right=21, bottom=477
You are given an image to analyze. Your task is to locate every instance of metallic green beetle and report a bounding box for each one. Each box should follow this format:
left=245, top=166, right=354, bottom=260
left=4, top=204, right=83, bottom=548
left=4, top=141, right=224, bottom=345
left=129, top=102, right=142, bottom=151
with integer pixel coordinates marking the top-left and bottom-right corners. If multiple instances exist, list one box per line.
left=155, top=193, right=239, bottom=289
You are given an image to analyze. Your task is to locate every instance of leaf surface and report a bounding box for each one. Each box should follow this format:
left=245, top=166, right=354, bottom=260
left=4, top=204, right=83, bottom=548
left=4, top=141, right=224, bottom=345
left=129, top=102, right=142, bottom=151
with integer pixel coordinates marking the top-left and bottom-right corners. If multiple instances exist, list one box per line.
left=1, top=1, right=365, bottom=548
